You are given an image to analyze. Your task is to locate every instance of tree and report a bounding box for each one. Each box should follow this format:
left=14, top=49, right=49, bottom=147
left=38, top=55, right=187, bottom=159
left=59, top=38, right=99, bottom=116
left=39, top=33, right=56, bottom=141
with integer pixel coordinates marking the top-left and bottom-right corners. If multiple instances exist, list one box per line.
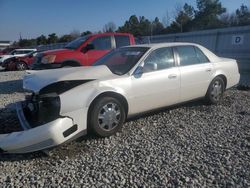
left=166, top=3, right=194, bottom=33
left=58, top=34, right=74, bottom=43
left=193, top=0, right=226, bottom=29
left=70, top=29, right=81, bottom=39
left=103, top=22, right=116, bottom=32
left=47, top=33, right=58, bottom=44
left=236, top=4, right=250, bottom=26
left=219, top=12, right=238, bottom=27
left=138, top=16, right=151, bottom=36
left=151, top=17, right=165, bottom=35
left=81, top=31, right=92, bottom=36
left=117, top=15, right=141, bottom=36
left=162, top=10, right=171, bottom=27
left=18, top=39, right=36, bottom=47
left=36, top=35, right=47, bottom=45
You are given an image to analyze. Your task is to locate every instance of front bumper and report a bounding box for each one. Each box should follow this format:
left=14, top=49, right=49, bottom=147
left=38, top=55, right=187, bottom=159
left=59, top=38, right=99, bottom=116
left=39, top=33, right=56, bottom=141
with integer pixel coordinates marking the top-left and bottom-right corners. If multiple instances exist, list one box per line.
left=31, top=62, right=62, bottom=70
left=0, top=102, right=77, bottom=153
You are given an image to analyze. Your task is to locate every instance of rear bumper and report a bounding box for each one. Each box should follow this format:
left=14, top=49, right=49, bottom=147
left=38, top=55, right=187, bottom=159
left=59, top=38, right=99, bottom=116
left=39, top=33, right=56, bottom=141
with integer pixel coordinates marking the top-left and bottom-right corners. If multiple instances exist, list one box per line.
left=0, top=102, right=77, bottom=153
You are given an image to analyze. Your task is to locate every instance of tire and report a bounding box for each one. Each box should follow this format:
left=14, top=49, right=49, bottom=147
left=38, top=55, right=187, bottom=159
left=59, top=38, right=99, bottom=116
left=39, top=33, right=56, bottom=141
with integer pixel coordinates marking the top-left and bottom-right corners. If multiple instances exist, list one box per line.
left=88, top=97, right=126, bottom=137
left=205, top=76, right=225, bottom=104
left=16, top=61, right=27, bottom=71
left=6, top=61, right=16, bottom=71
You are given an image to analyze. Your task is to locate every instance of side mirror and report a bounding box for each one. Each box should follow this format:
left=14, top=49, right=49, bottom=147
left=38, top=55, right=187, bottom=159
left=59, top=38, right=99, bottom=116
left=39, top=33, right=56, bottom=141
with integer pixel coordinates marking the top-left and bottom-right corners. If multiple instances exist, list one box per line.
left=144, top=63, right=157, bottom=72
left=134, top=66, right=143, bottom=76
left=82, top=44, right=95, bottom=53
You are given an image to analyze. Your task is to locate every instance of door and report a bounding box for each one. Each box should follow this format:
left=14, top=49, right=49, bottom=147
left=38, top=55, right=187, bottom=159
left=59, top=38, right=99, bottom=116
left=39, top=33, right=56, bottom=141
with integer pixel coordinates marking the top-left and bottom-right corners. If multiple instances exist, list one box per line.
left=86, top=36, right=113, bottom=65
left=129, top=47, right=180, bottom=114
left=176, top=46, right=214, bottom=102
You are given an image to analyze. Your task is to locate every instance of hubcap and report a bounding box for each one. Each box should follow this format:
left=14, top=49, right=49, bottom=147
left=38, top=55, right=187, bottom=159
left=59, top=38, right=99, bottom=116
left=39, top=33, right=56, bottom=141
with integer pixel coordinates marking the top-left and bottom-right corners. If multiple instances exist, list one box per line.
left=98, top=103, right=121, bottom=131
left=17, top=63, right=25, bottom=70
left=211, top=80, right=222, bottom=101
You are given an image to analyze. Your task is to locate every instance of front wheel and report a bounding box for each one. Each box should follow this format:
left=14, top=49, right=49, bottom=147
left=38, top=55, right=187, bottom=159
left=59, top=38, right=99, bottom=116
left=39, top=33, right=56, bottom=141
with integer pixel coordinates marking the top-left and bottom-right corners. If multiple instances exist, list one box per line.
left=88, top=97, right=126, bottom=137
left=16, top=61, right=28, bottom=71
left=206, top=77, right=225, bottom=104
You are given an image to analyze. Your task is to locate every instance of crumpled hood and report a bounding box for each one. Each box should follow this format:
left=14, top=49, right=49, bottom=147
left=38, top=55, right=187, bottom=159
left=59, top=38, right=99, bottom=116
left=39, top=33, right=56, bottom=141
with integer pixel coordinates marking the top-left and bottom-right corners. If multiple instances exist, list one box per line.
left=23, top=66, right=114, bottom=93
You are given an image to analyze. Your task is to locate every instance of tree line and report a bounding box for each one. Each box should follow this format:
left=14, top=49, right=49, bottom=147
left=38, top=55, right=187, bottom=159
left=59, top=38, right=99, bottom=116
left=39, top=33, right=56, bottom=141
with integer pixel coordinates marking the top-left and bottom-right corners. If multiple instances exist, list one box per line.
left=16, top=0, right=250, bottom=47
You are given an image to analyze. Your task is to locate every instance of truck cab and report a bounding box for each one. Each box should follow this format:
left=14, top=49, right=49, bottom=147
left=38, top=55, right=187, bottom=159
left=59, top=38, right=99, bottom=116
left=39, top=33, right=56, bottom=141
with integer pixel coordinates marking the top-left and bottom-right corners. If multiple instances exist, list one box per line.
left=32, top=33, right=135, bottom=69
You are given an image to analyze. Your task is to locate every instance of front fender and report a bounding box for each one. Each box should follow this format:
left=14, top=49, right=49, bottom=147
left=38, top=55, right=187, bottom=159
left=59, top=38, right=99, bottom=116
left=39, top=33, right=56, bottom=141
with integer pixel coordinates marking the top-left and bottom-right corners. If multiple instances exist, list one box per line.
left=59, top=80, right=128, bottom=115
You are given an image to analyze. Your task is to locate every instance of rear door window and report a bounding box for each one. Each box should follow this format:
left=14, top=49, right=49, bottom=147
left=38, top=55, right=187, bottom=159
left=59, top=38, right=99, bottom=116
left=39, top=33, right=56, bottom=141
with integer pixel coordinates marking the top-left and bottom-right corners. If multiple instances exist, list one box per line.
left=176, top=46, right=209, bottom=66
left=90, top=36, right=112, bottom=50
left=115, top=36, right=130, bottom=48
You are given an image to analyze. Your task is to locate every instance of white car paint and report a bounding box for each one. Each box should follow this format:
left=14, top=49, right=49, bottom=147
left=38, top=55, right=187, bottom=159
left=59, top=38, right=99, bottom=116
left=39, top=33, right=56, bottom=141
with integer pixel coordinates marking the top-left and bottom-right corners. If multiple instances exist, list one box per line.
left=0, top=43, right=240, bottom=153
left=0, top=49, right=37, bottom=64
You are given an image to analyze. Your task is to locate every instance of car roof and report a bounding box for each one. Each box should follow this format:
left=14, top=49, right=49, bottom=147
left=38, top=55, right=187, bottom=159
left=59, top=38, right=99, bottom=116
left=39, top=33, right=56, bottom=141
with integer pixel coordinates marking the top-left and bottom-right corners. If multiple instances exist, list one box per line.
left=14, top=49, right=37, bottom=51
left=88, top=32, right=133, bottom=37
left=124, top=42, right=220, bottom=62
left=130, top=42, right=203, bottom=49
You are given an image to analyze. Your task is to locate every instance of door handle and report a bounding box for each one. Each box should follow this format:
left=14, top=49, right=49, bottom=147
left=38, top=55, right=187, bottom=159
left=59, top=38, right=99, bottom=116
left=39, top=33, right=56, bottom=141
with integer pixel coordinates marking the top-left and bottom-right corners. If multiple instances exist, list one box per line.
left=206, top=68, right=212, bottom=72
left=168, top=74, right=177, bottom=79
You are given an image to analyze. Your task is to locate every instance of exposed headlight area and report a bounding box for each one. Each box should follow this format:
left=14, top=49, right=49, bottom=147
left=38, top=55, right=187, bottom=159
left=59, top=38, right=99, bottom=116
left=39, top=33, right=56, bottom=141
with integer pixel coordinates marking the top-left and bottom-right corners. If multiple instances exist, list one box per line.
left=41, top=54, right=56, bottom=64
left=23, top=93, right=61, bottom=127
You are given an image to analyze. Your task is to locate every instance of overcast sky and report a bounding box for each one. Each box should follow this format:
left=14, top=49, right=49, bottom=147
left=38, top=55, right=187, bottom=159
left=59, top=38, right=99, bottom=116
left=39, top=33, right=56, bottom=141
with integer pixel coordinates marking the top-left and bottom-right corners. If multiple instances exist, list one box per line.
left=0, top=0, right=249, bottom=41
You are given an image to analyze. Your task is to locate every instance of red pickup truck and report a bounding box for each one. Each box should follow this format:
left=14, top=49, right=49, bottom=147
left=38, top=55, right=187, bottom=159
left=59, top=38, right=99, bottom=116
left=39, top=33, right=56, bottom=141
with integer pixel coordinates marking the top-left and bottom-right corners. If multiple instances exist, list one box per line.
left=32, top=33, right=135, bottom=69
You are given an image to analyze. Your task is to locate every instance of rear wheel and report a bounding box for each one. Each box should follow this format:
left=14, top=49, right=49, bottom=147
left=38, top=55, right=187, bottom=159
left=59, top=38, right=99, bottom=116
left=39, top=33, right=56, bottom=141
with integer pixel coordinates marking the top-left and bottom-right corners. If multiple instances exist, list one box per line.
left=88, top=97, right=126, bottom=137
left=206, top=77, right=225, bottom=104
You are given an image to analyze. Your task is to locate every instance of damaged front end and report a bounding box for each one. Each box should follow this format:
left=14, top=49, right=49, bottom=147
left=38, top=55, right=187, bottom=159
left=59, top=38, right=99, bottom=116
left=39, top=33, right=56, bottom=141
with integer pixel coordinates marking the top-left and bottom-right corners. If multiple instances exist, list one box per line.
left=22, top=93, right=61, bottom=127
left=0, top=68, right=103, bottom=153
left=0, top=92, right=75, bottom=153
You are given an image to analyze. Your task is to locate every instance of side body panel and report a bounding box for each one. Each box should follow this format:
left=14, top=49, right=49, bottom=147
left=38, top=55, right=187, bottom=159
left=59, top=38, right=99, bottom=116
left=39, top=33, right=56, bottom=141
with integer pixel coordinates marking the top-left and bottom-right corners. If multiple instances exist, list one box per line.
left=179, top=63, right=214, bottom=102
left=128, top=68, right=180, bottom=114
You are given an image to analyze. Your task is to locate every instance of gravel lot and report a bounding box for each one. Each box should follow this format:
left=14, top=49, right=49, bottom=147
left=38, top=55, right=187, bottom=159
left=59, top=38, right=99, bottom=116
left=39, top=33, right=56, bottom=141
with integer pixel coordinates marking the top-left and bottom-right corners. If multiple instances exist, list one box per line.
left=0, top=71, right=249, bottom=187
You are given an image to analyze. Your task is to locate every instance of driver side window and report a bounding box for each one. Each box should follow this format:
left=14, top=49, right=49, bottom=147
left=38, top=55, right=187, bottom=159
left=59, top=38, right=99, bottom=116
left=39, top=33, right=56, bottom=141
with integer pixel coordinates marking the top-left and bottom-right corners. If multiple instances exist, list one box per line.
left=143, top=47, right=174, bottom=73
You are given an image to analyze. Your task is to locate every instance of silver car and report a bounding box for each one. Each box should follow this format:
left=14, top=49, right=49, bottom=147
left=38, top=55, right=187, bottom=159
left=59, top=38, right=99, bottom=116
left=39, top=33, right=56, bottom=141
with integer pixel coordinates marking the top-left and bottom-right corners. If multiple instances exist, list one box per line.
left=0, top=43, right=240, bottom=153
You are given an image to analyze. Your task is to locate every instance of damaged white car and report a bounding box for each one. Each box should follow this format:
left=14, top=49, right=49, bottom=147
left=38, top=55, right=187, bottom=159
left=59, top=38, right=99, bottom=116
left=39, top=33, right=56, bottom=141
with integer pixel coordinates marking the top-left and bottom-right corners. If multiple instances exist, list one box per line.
left=0, top=43, right=240, bottom=153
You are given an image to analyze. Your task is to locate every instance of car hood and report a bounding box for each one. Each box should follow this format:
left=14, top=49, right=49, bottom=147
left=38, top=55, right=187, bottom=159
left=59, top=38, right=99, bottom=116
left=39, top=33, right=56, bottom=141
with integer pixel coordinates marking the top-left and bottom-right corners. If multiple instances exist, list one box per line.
left=42, top=49, right=74, bottom=55
left=23, top=65, right=114, bottom=93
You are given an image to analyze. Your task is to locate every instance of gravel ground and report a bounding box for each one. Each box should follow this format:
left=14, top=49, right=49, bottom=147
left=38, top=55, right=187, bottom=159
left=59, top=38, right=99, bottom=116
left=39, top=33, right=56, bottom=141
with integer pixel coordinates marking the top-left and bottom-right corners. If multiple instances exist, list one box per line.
left=0, top=70, right=249, bottom=187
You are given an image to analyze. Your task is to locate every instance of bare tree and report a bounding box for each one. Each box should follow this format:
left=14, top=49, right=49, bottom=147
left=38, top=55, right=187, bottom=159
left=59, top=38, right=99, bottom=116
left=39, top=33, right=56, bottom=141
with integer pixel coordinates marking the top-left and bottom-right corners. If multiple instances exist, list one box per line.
left=103, top=22, right=117, bottom=32
left=162, top=10, right=172, bottom=27
left=70, top=29, right=81, bottom=39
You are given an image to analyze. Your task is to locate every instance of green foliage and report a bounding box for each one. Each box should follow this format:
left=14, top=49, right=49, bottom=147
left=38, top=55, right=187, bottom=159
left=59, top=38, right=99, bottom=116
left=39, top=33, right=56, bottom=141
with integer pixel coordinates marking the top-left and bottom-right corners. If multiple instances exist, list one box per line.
left=58, top=34, right=74, bottom=43
left=81, top=31, right=92, bottom=36
left=193, top=0, right=226, bottom=29
left=236, top=4, right=250, bottom=26
left=36, top=35, right=47, bottom=45
left=47, top=33, right=58, bottom=44
left=18, top=39, right=36, bottom=47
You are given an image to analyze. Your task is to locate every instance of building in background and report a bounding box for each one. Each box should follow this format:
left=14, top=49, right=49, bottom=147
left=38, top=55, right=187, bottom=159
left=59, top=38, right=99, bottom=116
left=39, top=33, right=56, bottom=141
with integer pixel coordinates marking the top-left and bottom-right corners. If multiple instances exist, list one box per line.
left=0, top=41, right=11, bottom=50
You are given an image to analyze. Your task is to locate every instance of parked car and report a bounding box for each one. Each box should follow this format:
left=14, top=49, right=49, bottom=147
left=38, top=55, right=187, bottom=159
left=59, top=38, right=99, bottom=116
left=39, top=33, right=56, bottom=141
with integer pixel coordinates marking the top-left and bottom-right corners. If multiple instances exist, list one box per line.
left=0, top=48, right=37, bottom=66
left=0, top=43, right=240, bottom=153
left=31, top=33, right=135, bottom=70
left=3, top=51, right=39, bottom=71
left=0, top=47, right=19, bottom=55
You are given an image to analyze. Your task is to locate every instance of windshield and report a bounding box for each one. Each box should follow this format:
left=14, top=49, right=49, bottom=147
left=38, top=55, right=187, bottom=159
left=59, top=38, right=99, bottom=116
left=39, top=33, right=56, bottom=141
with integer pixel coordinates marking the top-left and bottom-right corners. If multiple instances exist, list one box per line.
left=65, top=35, right=90, bottom=50
left=93, top=47, right=149, bottom=75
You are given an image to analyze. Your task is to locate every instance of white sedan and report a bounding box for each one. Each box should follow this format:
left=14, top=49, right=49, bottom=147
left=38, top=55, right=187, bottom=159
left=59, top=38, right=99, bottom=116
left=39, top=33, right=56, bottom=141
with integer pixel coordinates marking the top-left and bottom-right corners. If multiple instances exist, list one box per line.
left=0, top=43, right=240, bottom=153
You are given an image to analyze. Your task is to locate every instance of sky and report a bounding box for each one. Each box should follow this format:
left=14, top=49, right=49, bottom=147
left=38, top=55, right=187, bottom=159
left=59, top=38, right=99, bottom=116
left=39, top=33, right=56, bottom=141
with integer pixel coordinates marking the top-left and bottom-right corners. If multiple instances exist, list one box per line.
left=0, top=0, right=249, bottom=41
